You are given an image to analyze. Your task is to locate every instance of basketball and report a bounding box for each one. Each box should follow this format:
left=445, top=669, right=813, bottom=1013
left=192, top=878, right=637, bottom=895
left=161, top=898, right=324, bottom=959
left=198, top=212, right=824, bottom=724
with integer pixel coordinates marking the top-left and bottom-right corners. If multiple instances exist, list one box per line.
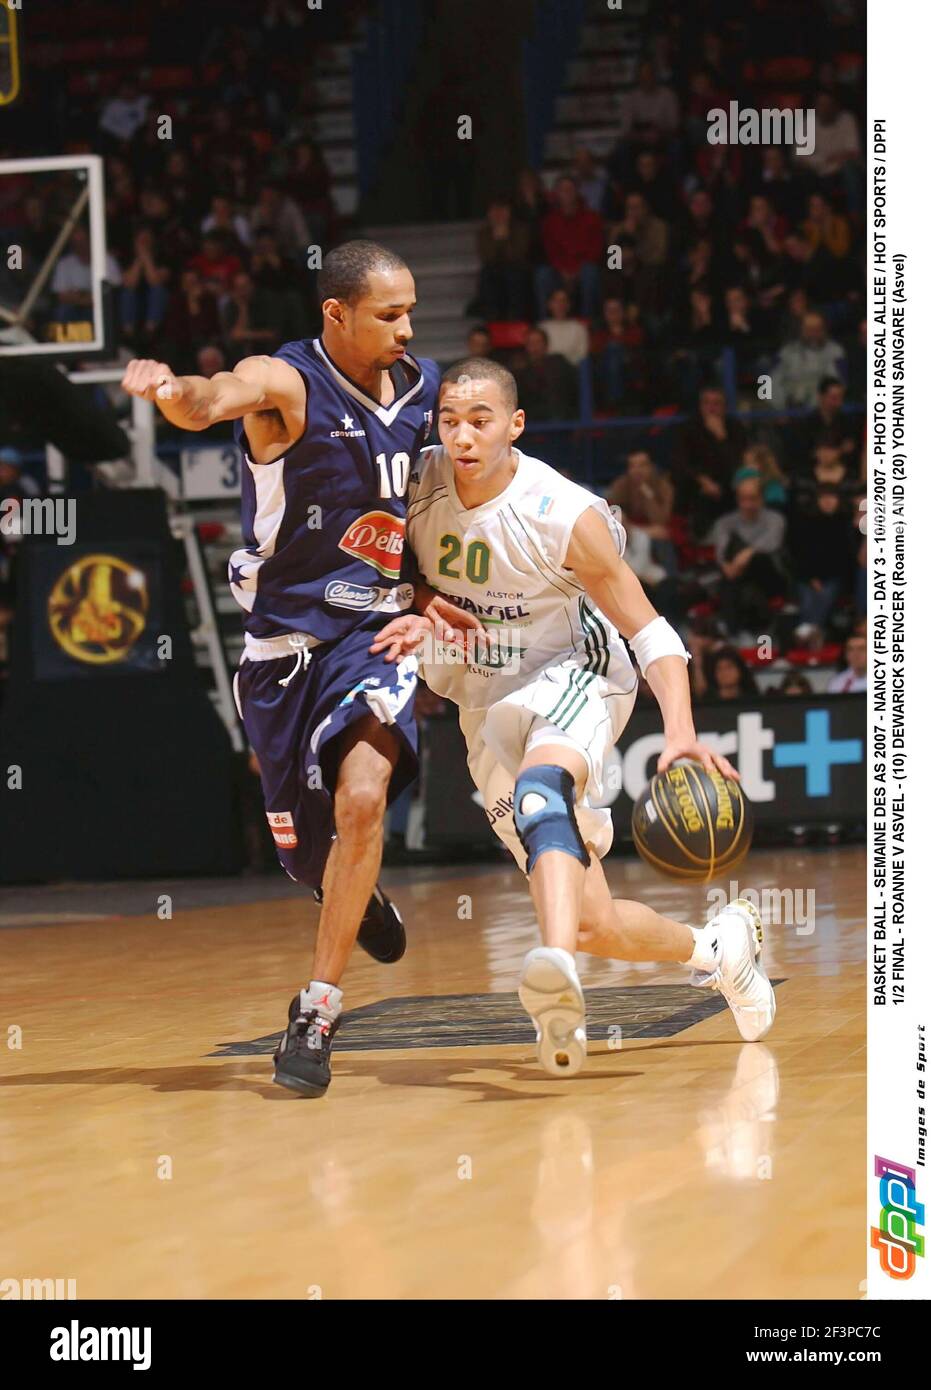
left=631, top=761, right=753, bottom=882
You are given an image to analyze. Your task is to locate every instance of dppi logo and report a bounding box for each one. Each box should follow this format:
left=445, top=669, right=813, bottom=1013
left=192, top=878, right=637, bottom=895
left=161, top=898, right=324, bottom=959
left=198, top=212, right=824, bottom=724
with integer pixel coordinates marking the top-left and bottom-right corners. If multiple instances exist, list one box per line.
left=870, top=1155, right=925, bottom=1279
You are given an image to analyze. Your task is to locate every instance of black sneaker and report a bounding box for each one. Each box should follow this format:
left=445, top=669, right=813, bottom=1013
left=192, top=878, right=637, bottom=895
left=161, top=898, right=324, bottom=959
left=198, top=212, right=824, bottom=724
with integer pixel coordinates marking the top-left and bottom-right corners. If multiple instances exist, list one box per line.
left=273, top=994, right=340, bottom=1098
left=358, top=884, right=407, bottom=963
left=313, top=882, right=406, bottom=964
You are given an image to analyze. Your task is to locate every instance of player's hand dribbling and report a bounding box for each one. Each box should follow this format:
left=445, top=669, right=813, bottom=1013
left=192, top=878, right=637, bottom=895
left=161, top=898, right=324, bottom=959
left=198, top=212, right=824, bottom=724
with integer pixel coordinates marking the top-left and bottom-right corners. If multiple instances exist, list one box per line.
left=658, top=738, right=740, bottom=781
left=121, top=359, right=183, bottom=404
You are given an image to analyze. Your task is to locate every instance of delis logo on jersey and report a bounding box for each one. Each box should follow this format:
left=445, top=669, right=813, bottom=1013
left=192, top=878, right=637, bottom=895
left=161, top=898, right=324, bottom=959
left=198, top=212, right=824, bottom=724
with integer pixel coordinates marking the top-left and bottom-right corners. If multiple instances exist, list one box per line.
left=338, top=511, right=406, bottom=580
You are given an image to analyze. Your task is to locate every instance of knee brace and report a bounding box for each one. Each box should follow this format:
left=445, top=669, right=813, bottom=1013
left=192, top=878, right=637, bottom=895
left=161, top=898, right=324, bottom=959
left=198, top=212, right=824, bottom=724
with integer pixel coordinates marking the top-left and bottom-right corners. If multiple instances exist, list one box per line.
left=513, top=764, right=591, bottom=874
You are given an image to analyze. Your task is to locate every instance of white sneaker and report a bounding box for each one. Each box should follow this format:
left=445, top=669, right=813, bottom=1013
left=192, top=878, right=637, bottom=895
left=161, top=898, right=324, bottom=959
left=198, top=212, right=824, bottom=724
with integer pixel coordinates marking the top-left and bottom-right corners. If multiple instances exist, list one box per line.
left=691, top=898, right=776, bottom=1042
left=518, top=947, right=587, bottom=1077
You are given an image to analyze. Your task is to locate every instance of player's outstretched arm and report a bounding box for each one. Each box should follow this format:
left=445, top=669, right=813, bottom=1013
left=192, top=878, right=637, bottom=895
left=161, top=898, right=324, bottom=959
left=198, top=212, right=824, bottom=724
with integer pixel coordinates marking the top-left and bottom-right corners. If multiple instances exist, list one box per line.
left=121, top=355, right=304, bottom=433
left=565, top=506, right=738, bottom=778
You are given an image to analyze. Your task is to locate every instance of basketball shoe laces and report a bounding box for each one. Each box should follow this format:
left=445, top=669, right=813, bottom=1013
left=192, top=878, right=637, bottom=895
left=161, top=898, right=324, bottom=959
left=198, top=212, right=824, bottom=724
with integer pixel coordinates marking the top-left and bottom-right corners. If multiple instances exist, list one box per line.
left=294, top=1008, right=332, bottom=1050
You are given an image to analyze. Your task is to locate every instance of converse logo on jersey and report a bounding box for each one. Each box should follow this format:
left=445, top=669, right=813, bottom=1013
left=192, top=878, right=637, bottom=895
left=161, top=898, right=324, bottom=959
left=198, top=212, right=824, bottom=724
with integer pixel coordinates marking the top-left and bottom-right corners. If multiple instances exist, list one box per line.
left=330, top=413, right=366, bottom=438
left=338, top=512, right=406, bottom=580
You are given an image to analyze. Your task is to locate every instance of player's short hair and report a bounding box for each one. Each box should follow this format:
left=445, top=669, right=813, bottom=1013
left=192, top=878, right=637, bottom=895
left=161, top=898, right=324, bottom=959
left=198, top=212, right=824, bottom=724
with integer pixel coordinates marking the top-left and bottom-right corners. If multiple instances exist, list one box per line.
left=440, top=357, right=519, bottom=412
left=318, top=240, right=409, bottom=306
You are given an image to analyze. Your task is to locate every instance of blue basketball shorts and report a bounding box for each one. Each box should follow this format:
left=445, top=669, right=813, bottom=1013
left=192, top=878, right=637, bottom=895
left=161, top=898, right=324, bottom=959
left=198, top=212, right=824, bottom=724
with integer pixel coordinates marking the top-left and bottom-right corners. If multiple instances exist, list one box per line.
left=234, top=623, right=419, bottom=890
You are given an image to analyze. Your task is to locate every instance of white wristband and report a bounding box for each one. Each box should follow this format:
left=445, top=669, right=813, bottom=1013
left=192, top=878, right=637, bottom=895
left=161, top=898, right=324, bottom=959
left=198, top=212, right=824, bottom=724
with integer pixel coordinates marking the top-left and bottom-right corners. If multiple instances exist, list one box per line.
left=628, top=616, right=690, bottom=674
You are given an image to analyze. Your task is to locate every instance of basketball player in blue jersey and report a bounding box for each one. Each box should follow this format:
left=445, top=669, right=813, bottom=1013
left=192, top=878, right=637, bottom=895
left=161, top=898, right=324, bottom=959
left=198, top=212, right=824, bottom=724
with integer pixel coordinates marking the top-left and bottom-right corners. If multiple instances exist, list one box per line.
left=122, top=241, right=470, bottom=1098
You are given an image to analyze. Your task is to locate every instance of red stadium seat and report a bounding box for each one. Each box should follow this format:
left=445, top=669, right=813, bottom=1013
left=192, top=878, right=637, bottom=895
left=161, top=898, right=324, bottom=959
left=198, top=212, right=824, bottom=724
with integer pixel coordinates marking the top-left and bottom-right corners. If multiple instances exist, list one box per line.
left=488, top=321, right=530, bottom=349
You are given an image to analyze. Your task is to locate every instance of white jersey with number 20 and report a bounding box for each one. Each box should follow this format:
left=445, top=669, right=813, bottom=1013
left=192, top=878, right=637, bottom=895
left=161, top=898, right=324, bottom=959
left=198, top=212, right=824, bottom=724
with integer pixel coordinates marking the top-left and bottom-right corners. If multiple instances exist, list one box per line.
left=406, top=445, right=636, bottom=711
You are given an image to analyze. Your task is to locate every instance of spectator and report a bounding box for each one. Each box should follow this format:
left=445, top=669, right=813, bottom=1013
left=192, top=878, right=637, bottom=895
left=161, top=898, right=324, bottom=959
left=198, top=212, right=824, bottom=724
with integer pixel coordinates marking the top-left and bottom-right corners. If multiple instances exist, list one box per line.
left=513, top=326, right=578, bottom=421
left=684, top=188, right=720, bottom=256
left=772, top=312, right=847, bottom=410
left=187, top=233, right=243, bottom=296
left=472, top=200, right=532, bottom=320
left=16, top=194, right=57, bottom=262
left=103, top=158, right=138, bottom=247
left=282, top=139, right=334, bottom=244
left=722, top=284, right=764, bottom=350
left=201, top=195, right=252, bottom=256
left=690, top=144, right=743, bottom=225
left=802, top=192, right=851, bottom=259
left=466, top=325, right=493, bottom=358
left=98, top=81, right=150, bottom=149
left=736, top=444, right=788, bottom=509
left=537, top=176, right=604, bottom=318
left=779, top=672, right=813, bottom=696
left=683, top=66, right=727, bottom=149
left=608, top=191, right=669, bottom=268
left=163, top=150, right=199, bottom=216
left=220, top=271, right=285, bottom=356
left=827, top=632, right=867, bottom=693
left=248, top=228, right=308, bottom=339
left=120, top=227, right=172, bottom=348
left=137, top=187, right=195, bottom=274
left=742, top=194, right=786, bottom=259
left=672, top=386, right=746, bottom=536
left=805, top=92, right=862, bottom=206
left=798, top=376, right=858, bottom=467
left=50, top=225, right=121, bottom=326
left=685, top=615, right=724, bottom=701
left=682, top=237, right=715, bottom=296
left=538, top=287, right=590, bottom=367
left=710, top=477, right=789, bottom=633
left=627, top=149, right=677, bottom=220
left=590, top=296, right=645, bottom=409
left=512, top=168, right=547, bottom=264
left=605, top=449, right=676, bottom=574
left=681, top=287, right=717, bottom=345
left=249, top=181, right=309, bottom=258
left=571, top=147, right=608, bottom=216
left=778, top=232, right=821, bottom=299
left=708, top=646, right=759, bottom=700
left=757, top=147, right=804, bottom=222
left=159, top=269, right=221, bottom=369
left=614, top=59, right=680, bottom=155
left=800, top=443, right=851, bottom=500
left=791, top=487, right=852, bottom=630
left=731, top=232, right=784, bottom=317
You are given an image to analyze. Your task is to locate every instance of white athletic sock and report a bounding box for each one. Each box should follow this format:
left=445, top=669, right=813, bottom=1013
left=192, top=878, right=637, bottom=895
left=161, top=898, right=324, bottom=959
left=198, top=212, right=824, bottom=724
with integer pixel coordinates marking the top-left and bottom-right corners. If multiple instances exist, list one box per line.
left=687, top=926, right=723, bottom=973
left=301, top=981, right=343, bottom=1021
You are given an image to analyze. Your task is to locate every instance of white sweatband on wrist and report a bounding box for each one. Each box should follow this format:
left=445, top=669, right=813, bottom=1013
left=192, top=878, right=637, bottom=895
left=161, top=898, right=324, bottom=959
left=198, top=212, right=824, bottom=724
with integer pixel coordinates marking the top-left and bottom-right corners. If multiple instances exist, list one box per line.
left=628, top=616, right=690, bottom=674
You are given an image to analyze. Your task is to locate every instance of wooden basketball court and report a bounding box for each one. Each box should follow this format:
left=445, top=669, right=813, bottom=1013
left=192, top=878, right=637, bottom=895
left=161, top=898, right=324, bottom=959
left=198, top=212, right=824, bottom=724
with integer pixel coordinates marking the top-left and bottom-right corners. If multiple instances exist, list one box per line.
left=1, top=845, right=864, bottom=1300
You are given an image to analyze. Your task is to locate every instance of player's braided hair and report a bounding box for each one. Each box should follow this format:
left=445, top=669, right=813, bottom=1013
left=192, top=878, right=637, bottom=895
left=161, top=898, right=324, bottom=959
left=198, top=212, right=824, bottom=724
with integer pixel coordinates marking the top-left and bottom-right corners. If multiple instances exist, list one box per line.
left=318, top=240, right=409, bottom=306
left=440, top=357, right=519, bottom=411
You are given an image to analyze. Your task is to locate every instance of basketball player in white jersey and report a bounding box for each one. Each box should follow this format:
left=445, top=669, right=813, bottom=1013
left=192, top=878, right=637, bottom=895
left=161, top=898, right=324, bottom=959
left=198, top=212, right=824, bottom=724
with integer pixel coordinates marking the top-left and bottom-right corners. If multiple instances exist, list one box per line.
left=372, top=358, right=776, bottom=1077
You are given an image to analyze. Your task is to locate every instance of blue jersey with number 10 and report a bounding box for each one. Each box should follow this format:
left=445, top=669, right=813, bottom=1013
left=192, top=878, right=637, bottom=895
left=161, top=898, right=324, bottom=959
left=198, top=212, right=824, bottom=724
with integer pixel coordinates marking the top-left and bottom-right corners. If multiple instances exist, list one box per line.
left=229, top=336, right=440, bottom=641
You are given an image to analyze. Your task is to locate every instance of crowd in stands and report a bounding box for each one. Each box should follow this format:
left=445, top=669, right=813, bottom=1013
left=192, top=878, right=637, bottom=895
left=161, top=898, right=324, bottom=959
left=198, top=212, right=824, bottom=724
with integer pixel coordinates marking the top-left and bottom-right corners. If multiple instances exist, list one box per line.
left=0, top=2, right=866, bottom=703
left=463, top=23, right=865, bottom=686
